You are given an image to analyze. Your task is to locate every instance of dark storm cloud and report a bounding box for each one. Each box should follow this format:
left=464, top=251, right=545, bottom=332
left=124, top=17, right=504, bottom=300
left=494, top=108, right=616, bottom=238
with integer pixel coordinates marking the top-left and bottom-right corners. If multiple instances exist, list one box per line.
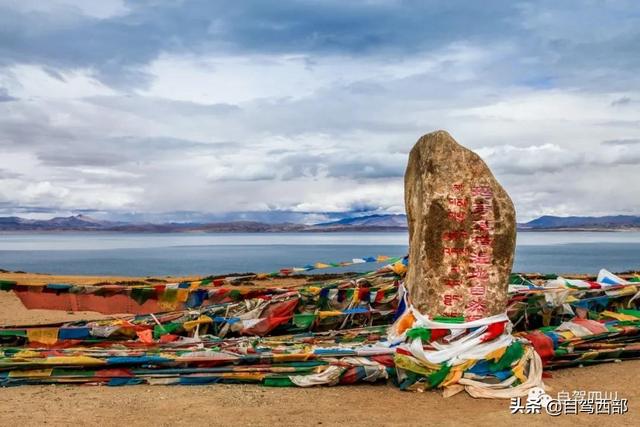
left=1, top=1, right=637, bottom=90
left=0, top=1, right=519, bottom=84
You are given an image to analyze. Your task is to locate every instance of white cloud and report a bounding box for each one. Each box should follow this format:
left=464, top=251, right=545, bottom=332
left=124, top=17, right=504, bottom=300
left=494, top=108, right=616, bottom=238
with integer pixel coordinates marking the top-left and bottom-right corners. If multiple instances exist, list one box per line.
left=0, top=1, right=639, bottom=222
left=141, top=43, right=499, bottom=105
left=457, top=90, right=640, bottom=123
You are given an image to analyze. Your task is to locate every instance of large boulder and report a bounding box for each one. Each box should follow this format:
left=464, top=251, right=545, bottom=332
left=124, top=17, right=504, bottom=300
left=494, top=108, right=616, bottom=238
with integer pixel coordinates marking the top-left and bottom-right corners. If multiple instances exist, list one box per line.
left=404, top=130, right=516, bottom=320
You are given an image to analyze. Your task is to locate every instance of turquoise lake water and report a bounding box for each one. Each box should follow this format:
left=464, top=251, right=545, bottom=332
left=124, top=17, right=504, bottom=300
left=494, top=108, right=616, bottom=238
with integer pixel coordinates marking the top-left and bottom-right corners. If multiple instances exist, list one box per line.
left=0, top=231, right=638, bottom=276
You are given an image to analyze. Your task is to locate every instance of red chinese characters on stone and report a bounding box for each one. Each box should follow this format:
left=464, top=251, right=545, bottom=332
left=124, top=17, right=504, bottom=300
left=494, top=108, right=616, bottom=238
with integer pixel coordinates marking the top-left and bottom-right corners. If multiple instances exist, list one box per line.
left=473, top=219, right=492, bottom=232
left=446, top=279, right=462, bottom=288
left=473, top=233, right=492, bottom=246
left=443, top=247, right=468, bottom=257
left=469, top=251, right=491, bottom=265
left=472, top=199, right=491, bottom=216
left=443, top=230, right=469, bottom=241
left=443, top=294, right=462, bottom=307
left=470, top=284, right=486, bottom=296
left=466, top=298, right=487, bottom=314
left=441, top=310, right=463, bottom=318
left=463, top=182, right=496, bottom=321
left=467, top=266, right=490, bottom=280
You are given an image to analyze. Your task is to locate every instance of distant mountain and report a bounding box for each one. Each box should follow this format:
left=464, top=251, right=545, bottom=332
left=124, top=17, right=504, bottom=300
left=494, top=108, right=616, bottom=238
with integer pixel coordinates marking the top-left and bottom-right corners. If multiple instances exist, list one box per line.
left=0, top=214, right=407, bottom=232
left=316, top=213, right=639, bottom=231
left=0, top=215, right=119, bottom=231
left=314, top=214, right=407, bottom=230
left=109, top=221, right=304, bottom=233
left=0, top=215, right=304, bottom=232
left=2, top=213, right=639, bottom=232
left=519, top=215, right=640, bottom=230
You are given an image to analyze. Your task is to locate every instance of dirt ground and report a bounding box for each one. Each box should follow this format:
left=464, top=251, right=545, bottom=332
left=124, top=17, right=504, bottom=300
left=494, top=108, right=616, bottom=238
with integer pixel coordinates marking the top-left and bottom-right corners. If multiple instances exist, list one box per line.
left=0, top=273, right=638, bottom=426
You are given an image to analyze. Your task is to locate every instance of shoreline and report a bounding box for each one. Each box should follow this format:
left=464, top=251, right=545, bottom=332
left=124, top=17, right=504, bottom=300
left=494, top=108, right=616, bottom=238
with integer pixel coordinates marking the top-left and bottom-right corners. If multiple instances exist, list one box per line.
left=2, top=269, right=639, bottom=285
left=2, top=227, right=640, bottom=234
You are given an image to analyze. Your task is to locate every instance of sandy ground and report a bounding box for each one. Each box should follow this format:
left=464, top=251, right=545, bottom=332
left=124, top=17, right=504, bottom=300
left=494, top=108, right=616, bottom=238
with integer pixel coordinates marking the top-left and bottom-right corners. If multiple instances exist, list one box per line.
left=0, top=273, right=638, bottom=426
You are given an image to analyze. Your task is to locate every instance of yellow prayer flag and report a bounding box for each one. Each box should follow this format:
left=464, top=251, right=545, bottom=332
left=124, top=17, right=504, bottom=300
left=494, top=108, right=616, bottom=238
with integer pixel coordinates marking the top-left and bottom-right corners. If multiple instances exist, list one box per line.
left=9, top=368, right=53, bottom=378
left=42, top=356, right=106, bottom=366
left=484, top=346, right=507, bottom=362
left=317, top=310, right=344, bottom=319
left=14, top=350, right=43, bottom=359
left=601, top=310, right=639, bottom=321
left=176, top=289, right=190, bottom=303
left=442, top=369, right=463, bottom=387
left=26, top=328, right=59, bottom=345
left=272, top=353, right=312, bottom=362
left=391, top=261, right=407, bottom=275
left=578, top=351, right=600, bottom=361
left=183, top=315, right=214, bottom=331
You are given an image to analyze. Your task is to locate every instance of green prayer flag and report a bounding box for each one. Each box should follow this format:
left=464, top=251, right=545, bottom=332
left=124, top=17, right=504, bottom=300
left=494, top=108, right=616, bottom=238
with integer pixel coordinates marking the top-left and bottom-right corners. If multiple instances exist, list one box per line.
left=0, top=329, right=26, bottom=337
left=433, top=316, right=464, bottom=324
left=292, top=314, right=316, bottom=329
left=0, top=280, right=17, bottom=291
left=263, top=376, right=296, bottom=387
left=619, top=309, right=640, bottom=319
left=428, top=363, right=451, bottom=388
left=490, top=341, right=524, bottom=372
left=406, top=327, right=431, bottom=342
left=153, top=322, right=182, bottom=339
left=131, top=287, right=155, bottom=306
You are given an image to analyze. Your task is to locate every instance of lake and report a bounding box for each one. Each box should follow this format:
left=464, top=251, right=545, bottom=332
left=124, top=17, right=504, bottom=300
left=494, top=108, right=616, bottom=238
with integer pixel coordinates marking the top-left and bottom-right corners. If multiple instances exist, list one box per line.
left=0, top=231, right=639, bottom=276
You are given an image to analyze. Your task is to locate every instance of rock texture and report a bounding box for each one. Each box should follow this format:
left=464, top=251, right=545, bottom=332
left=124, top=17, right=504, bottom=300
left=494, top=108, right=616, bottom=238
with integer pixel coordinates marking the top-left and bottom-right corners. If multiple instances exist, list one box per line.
left=404, top=130, right=516, bottom=320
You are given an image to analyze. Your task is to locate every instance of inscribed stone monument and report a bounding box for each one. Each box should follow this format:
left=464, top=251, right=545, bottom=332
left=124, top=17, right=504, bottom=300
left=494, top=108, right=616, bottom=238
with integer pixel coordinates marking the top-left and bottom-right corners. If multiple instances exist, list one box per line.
left=404, top=130, right=516, bottom=320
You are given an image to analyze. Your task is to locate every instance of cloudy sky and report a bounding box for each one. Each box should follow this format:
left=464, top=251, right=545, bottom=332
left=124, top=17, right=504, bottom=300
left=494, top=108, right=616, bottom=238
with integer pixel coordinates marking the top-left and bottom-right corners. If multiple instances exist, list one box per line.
left=0, top=0, right=639, bottom=223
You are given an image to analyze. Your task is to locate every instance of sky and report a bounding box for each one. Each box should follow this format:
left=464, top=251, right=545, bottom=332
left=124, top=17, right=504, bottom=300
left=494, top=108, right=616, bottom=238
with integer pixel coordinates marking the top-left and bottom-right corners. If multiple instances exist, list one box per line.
left=0, top=0, right=639, bottom=223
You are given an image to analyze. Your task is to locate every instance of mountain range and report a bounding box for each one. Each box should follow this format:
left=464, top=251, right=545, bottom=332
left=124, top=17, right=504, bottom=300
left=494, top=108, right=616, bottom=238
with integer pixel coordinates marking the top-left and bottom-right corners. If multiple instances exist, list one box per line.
left=0, top=214, right=407, bottom=232
left=518, top=215, right=640, bottom=230
left=1, top=214, right=639, bottom=232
